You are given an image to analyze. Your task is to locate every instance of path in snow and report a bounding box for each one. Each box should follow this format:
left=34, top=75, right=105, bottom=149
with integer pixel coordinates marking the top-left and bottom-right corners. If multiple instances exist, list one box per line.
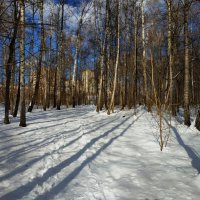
left=0, top=106, right=200, bottom=200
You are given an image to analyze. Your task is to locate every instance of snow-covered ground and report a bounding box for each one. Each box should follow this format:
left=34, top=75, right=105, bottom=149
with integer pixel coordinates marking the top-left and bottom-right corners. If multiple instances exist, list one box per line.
left=0, top=106, right=199, bottom=200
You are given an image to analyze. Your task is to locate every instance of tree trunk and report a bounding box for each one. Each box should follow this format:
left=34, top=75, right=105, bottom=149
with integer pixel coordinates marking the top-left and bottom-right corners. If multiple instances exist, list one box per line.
left=124, top=54, right=128, bottom=108
left=107, top=0, right=120, bottom=115
left=141, top=0, right=148, bottom=108
left=47, top=21, right=52, bottom=108
left=10, top=51, right=15, bottom=114
left=72, top=36, right=80, bottom=108
left=167, top=0, right=175, bottom=115
left=104, top=0, right=111, bottom=109
left=96, top=0, right=110, bottom=112
left=53, top=69, right=57, bottom=108
left=4, top=0, right=19, bottom=124
left=183, top=5, right=191, bottom=126
left=43, top=52, right=47, bottom=111
left=106, top=28, right=111, bottom=110
left=19, top=0, right=26, bottom=127
left=29, top=2, right=35, bottom=103
left=28, top=0, right=45, bottom=112
left=13, top=71, right=20, bottom=117
left=96, top=40, right=105, bottom=112
left=134, top=12, right=138, bottom=108
left=56, top=0, right=64, bottom=110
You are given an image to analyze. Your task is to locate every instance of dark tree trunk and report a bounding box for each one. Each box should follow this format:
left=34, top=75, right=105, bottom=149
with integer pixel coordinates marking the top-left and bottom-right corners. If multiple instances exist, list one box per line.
left=13, top=72, right=20, bottom=117
left=4, top=1, right=19, bottom=124
left=183, top=4, right=191, bottom=126
left=53, top=69, right=57, bottom=108
left=28, top=0, right=45, bottom=112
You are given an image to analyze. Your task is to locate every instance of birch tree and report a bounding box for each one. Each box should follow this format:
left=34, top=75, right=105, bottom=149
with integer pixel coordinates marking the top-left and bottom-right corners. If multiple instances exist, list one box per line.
left=105, top=0, right=111, bottom=109
left=107, top=0, right=120, bottom=114
left=19, top=0, right=26, bottom=127
left=141, top=0, right=148, bottom=107
left=29, top=1, right=35, bottom=105
left=13, top=70, right=20, bottom=117
left=56, top=0, right=64, bottom=110
left=167, top=0, right=174, bottom=115
left=183, top=0, right=191, bottom=126
left=96, top=0, right=109, bottom=112
left=133, top=2, right=138, bottom=108
left=4, top=0, right=19, bottom=124
left=71, top=3, right=90, bottom=108
left=28, top=0, right=45, bottom=112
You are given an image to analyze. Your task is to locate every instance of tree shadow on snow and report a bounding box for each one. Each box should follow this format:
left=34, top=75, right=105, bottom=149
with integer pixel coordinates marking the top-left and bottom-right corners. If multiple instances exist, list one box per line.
left=26, top=110, right=89, bottom=125
left=145, top=199, right=160, bottom=200
left=35, top=121, right=134, bottom=200
left=171, top=126, right=200, bottom=174
left=1, top=127, right=83, bottom=162
left=0, top=116, right=118, bottom=182
left=0, top=115, right=118, bottom=164
left=0, top=108, right=91, bottom=133
left=0, top=113, right=141, bottom=200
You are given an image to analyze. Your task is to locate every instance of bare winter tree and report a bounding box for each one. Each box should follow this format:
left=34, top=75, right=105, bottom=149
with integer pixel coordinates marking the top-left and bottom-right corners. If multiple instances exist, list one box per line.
left=141, top=0, right=148, bottom=109
left=19, top=0, right=26, bottom=127
left=96, top=0, right=110, bottom=112
left=107, top=0, right=120, bottom=114
left=183, top=0, right=192, bottom=126
left=4, top=0, right=19, bottom=124
left=71, top=1, right=91, bottom=108
left=56, top=0, right=64, bottom=110
left=167, top=0, right=174, bottom=115
left=28, top=0, right=45, bottom=112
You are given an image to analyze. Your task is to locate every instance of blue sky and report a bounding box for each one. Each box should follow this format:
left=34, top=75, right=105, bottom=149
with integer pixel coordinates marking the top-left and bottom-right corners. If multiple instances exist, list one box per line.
left=54, top=0, right=82, bottom=6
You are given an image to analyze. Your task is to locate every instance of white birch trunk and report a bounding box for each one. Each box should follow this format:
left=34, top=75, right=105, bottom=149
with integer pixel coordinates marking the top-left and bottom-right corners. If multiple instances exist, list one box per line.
left=107, top=0, right=120, bottom=115
left=19, top=0, right=26, bottom=127
left=141, top=0, right=148, bottom=107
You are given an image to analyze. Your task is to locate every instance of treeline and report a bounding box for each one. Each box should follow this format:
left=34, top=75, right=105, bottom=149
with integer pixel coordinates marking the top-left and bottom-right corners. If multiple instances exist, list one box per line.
left=0, top=0, right=200, bottom=130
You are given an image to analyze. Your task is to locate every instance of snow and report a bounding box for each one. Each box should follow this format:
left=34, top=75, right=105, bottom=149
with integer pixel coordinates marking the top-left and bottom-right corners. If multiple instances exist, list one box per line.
left=0, top=106, right=200, bottom=200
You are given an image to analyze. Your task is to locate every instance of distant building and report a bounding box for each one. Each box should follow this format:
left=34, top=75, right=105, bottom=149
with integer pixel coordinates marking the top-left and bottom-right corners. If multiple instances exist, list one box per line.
left=81, top=69, right=96, bottom=104
left=29, top=67, right=96, bottom=105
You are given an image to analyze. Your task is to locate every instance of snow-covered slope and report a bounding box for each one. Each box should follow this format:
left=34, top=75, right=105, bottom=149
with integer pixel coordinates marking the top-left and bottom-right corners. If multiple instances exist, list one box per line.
left=0, top=106, right=199, bottom=200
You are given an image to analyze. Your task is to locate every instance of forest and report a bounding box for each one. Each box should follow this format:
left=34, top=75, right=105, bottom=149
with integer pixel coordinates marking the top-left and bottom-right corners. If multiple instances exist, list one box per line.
left=0, top=0, right=200, bottom=199
left=1, top=0, right=200, bottom=128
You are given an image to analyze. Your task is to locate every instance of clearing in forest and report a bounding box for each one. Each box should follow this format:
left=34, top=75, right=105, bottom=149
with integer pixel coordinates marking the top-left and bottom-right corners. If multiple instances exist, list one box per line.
left=0, top=106, right=200, bottom=200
